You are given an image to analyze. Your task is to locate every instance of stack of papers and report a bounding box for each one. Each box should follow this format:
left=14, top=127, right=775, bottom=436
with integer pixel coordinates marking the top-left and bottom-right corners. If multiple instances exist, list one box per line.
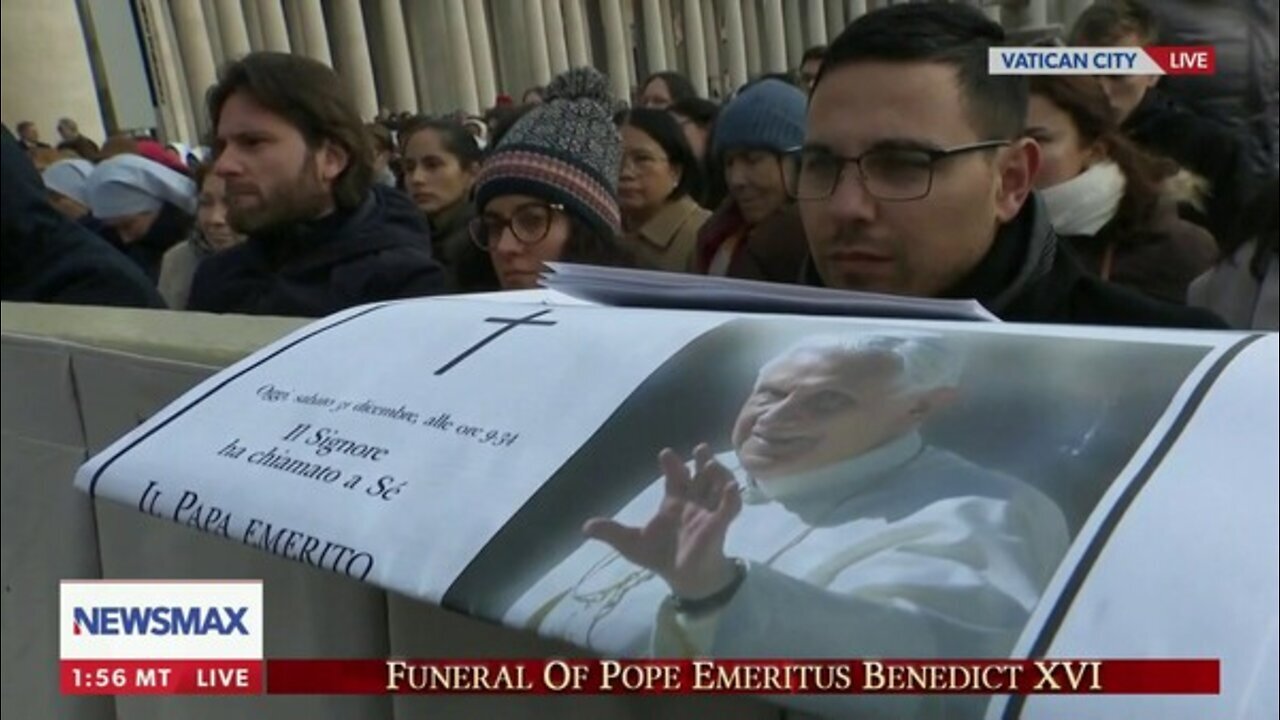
left=539, top=262, right=999, bottom=322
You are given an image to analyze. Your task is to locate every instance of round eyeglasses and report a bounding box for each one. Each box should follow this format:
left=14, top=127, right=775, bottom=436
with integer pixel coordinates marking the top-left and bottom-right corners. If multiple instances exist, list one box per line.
left=469, top=202, right=566, bottom=250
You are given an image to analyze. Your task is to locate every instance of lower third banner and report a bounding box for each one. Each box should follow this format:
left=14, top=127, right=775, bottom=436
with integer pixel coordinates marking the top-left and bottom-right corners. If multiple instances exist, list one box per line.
left=265, top=659, right=1218, bottom=695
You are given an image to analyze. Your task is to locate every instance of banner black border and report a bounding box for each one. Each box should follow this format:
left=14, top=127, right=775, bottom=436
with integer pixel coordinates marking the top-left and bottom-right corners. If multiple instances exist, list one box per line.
left=1001, top=332, right=1264, bottom=720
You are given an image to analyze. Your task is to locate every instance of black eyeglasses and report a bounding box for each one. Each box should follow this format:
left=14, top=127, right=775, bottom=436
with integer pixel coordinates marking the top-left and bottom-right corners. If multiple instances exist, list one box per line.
left=469, top=202, right=566, bottom=250
left=783, top=141, right=1011, bottom=202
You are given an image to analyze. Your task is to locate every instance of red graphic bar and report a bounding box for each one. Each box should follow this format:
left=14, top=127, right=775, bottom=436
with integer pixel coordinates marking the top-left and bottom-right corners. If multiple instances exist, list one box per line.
left=266, top=659, right=1219, bottom=695
left=61, top=660, right=263, bottom=695
left=1145, top=46, right=1216, bottom=75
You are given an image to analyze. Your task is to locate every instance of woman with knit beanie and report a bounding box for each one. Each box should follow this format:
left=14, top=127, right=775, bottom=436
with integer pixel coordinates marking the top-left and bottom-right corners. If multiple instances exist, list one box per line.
left=694, top=78, right=809, bottom=283
left=468, top=67, right=636, bottom=290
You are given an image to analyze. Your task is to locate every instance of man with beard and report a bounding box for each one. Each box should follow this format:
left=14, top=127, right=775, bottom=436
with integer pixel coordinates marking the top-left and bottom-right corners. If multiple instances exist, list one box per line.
left=188, top=53, right=445, bottom=316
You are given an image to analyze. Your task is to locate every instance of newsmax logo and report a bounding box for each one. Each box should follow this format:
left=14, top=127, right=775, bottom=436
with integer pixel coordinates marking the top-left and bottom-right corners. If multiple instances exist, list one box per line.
left=72, top=605, right=250, bottom=636
left=61, top=581, right=263, bottom=660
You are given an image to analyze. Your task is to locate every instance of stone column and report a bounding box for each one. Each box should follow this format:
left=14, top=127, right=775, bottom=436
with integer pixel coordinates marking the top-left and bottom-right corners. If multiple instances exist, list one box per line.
left=136, top=0, right=198, bottom=141
left=526, top=0, right=553, bottom=84
left=465, top=0, right=498, bottom=108
left=640, top=0, right=668, bottom=73
left=600, top=0, right=631, bottom=101
left=201, top=0, right=226, bottom=67
left=681, top=0, right=708, bottom=96
left=330, top=0, right=380, bottom=118
left=258, top=0, right=291, bottom=52
left=213, top=0, right=252, bottom=59
left=700, top=0, right=721, bottom=97
left=722, top=0, right=748, bottom=91
left=784, top=0, right=804, bottom=67
left=805, top=0, right=826, bottom=48
left=741, top=0, right=762, bottom=78
left=377, top=0, right=418, bottom=112
left=544, top=0, right=570, bottom=74
left=295, top=0, right=332, bottom=66
left=760, top=0, right=786, bottom=73
left=282, top=0, right=307, bottom=56
left=241, top=0, right=264, bottom=50
left=564, top=0, right=592, bottom=67
left=169, top=0, right=219, bottom=131
left=659, top=0, right=679, bottom=71
left=622, top=0, right=638, bottom=85
left=825, top=0, right=845, bottom=39
left=444, top=0, right=480, bottom=113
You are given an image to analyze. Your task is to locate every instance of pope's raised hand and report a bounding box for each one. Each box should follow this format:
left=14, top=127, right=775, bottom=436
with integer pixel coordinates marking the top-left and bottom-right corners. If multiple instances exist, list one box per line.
left=584, top=443, right=743, bottom=599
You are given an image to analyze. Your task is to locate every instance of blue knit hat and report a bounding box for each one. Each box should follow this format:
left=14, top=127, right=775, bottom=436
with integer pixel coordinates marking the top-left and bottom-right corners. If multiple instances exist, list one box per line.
left=712, top=79, right=807, bottom=156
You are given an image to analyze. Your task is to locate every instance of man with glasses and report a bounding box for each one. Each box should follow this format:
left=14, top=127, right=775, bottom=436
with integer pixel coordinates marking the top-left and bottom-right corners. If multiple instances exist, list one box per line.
left=793, top=3, right=1223, bottom=327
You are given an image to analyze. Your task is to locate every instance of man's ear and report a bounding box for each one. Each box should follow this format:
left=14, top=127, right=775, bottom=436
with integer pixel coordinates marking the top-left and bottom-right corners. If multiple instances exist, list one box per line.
left=907, top=386, right=959, bottom=422
left=995, top=137, right=1040, bottom=224
left=316, top=139, right=350, bottom=184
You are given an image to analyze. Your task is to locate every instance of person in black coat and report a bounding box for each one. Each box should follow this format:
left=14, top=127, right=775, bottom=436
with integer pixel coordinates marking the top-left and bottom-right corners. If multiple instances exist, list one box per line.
left=1132, top=0, right=1277, bottom=177
left=1, top=125, right=164, bottom=308
left=794, top=4, right=1224, bottom=329
left=188, top=53, right=446, bottom=317
left=1069, top=1, right=1270, bottom=250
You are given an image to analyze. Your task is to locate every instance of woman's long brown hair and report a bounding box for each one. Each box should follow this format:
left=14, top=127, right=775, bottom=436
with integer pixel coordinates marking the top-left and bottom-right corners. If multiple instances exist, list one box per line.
left=1029, top=75, right=1180, bottom=244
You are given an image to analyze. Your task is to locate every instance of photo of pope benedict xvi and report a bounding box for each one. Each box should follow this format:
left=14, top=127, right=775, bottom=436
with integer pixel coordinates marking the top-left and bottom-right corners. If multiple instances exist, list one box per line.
left=509, top=333, right=1070, bottom=675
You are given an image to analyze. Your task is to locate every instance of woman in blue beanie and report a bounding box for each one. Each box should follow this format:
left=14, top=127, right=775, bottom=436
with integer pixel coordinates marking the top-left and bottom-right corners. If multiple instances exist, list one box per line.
left=694, top=79, right=809, bottom=282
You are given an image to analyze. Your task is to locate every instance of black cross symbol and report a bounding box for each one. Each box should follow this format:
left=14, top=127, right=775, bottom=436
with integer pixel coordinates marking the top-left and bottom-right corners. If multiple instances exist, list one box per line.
left=434, top=310, right=558, bottom=375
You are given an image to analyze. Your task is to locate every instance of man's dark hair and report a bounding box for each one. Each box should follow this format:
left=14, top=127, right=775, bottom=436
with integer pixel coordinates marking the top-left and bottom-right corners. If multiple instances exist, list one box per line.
left=16, top=121, right=34, bottom=134
left=802, top=45, right=827, bottom=65
left=1069, top=0, right=1159, bottom=46
left=815, top=3, right=1027, bottom=140
left=207, top=52, right=373, bottom=211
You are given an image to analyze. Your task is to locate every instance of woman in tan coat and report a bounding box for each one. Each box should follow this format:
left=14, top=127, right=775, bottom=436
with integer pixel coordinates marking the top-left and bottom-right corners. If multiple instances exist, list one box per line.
left=615, top=109, right=710, bottom=273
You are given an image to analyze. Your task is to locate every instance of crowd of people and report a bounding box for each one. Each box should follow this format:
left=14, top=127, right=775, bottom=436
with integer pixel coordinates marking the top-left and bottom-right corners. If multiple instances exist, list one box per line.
left=2, top=0, right=1276, bottom=330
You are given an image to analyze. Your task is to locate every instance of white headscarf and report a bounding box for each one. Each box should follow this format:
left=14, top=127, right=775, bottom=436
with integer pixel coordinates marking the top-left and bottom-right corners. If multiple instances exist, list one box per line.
left=42, top=158, right=96, bottom=206
left=87, top=154, right=197, bottom=219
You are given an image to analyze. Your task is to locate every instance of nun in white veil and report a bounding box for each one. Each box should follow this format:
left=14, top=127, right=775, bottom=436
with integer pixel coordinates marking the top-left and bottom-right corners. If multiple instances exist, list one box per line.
left=87, top=154, right=197, bottom=282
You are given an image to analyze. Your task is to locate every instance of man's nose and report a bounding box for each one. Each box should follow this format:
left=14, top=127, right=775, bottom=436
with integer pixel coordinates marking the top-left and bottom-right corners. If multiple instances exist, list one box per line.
left=759, top=395, right=804, bottom=424
left=212, top=148, right=241, bottom=177
left=826, top=165, right=878, bottom=222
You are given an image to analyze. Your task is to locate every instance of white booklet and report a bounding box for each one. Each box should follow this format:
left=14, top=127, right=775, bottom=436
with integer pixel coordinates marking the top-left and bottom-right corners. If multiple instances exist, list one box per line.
left=539, top=262, right=1001, bottom=321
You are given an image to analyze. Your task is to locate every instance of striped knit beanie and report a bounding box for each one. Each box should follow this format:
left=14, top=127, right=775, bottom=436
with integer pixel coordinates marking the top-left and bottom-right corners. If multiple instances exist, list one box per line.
left=474, top=67, right=623, bottom=239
